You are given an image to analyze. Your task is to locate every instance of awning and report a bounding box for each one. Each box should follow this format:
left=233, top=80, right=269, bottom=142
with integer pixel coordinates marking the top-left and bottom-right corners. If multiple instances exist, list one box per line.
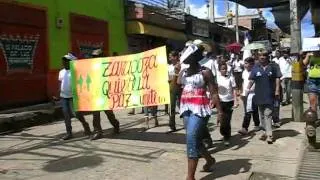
left=126, top=21, right=187, bottom=41
left=228, top=0, right=288, bottom=8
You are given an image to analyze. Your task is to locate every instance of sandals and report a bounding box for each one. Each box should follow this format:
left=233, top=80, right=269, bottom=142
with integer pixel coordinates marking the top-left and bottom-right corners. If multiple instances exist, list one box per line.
left=203, top=157, right=216, bottom=172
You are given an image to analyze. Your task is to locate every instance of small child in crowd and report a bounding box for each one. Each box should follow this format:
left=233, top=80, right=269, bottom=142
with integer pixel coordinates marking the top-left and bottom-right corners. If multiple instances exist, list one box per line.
left=217, top=62, right=239, bottom=146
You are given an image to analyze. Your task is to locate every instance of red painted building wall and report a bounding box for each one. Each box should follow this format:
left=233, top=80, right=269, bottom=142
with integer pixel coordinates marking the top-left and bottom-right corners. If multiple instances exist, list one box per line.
left=0, top=3, right=48, bottom=109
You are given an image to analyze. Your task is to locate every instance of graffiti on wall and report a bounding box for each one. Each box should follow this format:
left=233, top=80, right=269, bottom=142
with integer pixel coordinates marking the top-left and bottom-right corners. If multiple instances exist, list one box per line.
left=0, top=34, right=39, bottom=71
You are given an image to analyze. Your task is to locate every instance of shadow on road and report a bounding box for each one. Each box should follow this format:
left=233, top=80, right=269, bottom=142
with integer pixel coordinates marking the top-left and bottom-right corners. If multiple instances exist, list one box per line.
left=43, top=155, right=103, bottom=172
left=200, top=158, right=252, bottom=180
left=280, top=118, right=293, bottom=126
left=209, top=133, right=256, bottom=154
left=110, top=128, right=186, bottom=144
left=273, top=129, right=301, bottom=140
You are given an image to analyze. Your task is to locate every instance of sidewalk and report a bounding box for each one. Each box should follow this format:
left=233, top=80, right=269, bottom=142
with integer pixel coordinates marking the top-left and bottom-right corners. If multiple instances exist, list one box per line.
left=0, top=102, right=62, bottom=133
left=0, top=103, right=306, bottom=180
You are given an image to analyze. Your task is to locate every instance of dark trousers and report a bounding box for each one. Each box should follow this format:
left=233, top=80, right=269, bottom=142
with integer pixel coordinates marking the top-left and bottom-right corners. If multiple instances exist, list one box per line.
left=220, top=101, right=234, bottom=139
left=62, top=98, right=90, bottom=134
left=169, top=86, right=182, bottom=129
left=144, top=106, right=157, bottom=117
left=104, top=110, right=120, bottom=128
left=272, top=100, right=280, bottom=124
left=282, top=78, right=292, bottom=104
left=242, top=96, right=260, bottom=130
left=92, top=110, right=119, bottom=133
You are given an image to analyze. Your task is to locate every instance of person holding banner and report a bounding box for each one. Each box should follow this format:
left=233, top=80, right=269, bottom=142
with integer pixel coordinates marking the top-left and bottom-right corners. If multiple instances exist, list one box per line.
left=177, top=41, right=222, bottom=179
left=90, top=49, right=120, bottom=139
left=74, top=49, right=121, bottom=140
left=55, top=53, right=91, bottom=140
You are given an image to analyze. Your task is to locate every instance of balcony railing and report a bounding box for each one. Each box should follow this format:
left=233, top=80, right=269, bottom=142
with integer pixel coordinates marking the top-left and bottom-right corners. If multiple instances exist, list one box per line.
left=128, top=0, right=185, bottom=20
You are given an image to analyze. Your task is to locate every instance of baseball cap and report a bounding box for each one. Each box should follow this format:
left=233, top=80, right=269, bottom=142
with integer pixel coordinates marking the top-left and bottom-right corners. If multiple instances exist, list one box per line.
left=92, top=49, right=103, bottom=56
left=62, top=53, right=77, bottom=61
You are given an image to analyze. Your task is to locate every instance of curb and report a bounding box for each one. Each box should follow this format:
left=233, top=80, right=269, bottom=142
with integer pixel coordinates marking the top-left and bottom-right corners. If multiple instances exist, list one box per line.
left=0, top=103, right=63, bottom=134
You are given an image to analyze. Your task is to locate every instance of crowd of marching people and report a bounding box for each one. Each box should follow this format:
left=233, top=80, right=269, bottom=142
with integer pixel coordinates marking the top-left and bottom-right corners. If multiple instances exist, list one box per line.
left=56, top=39, right=306, bottom=180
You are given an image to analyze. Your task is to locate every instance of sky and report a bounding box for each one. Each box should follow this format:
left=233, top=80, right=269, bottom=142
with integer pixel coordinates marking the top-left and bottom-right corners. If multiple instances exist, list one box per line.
left=186, top=0, right=315, bottom=38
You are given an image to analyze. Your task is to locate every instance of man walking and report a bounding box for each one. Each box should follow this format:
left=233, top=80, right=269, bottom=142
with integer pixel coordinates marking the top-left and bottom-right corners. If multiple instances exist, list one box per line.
left=278, top=49, right=293, bottom=105
left=247, top=51, right=281, bottom=144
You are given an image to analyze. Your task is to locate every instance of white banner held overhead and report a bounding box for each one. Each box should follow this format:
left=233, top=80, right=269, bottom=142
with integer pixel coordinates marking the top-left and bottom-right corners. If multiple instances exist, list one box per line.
left=302, top=38, right=320, bottom=52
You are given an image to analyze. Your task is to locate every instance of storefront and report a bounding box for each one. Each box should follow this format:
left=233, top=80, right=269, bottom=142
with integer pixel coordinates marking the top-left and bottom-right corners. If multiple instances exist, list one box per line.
left=125, top=2, right=186, bottom=54
left=0, top=1, right=127, bottom=108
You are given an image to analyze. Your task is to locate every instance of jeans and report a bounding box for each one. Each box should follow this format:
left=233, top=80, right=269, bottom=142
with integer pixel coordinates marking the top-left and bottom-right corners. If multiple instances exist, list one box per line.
left=144, top=106, right=157, bottom=117
left=282, top=78, right=292, bottom=103
left=61, top=98, right=75, bottom=134
left=183, top=111, right=209, bottom=159
left=242, top=96, right=260, bottom=130
left=169, top=87, right=182, bottom=129
left=272, top=99, right=280, bottom=124
left=258, top=104, right=273, bottom=136
left=220, top=101, right=234, bottom=139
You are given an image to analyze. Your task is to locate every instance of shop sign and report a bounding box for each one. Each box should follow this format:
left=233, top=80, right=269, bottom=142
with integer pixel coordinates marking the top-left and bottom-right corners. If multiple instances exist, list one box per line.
left=0, top=34, right=39, bottom=71
left=192, top=20, right=209, bottom=37
left=77, top=41, right=104, bottom=58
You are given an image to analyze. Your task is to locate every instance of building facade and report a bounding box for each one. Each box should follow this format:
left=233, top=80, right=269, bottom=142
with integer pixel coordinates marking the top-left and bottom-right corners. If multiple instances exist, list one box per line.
left=125, top=1, right=186, bottom=53
left=0, top=0, right=127, bottom=109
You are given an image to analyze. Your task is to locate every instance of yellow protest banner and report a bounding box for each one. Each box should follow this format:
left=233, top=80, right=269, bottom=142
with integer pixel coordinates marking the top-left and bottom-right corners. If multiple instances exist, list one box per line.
left=70, top=46, right=170, bottom=111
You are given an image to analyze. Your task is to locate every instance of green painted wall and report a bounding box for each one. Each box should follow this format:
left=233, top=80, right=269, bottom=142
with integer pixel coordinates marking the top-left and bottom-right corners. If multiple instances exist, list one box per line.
left=16, top=0, right=128, bottom=69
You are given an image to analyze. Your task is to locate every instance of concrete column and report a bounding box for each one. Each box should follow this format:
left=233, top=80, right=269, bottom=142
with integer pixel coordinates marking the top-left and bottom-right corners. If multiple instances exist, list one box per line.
left=290, top=0, right=303, bottom=122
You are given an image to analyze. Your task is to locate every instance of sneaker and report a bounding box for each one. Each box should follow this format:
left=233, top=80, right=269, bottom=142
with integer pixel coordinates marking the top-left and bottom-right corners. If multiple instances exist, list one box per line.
left=166, top=128, right=177, bottom=133
left=253, top=126, right=261, bottom=132
left=91, top=133, right=103, bottom=140
left=223, top=138, right=230, bottom=146
left=259, top=133, right=267, bottom=141
left=238, top=128, right=248, bottom=135
left=113, top=121, right=120, bottom=134
left=62, top=134, right=73, bottom=140
left=273, top=122, right=281, bottom=128
left=266, top=136, right=273, bottom=144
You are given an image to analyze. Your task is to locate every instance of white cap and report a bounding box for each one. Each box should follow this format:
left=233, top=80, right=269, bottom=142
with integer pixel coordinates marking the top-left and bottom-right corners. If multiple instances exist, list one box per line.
left=180, top=44, right=198, bottom=63
left=185, top=40, right=193, bottom=46
left=63, top=53, right=77, bottom=60
left=193, top=39, right=203, bottom=46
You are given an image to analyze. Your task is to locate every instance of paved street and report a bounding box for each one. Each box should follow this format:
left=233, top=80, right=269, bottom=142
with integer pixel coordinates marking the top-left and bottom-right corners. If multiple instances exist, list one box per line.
left=0, top=103, right=306, bottom=180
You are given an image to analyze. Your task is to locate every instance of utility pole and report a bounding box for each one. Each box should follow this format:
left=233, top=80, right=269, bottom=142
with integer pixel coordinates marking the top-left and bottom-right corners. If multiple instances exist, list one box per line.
left=290, top=0, right=303, bottom=122
left=225, top=0, right=229, bottom=25
left=235, top=2, right=239, bottom=43
left=209, top=0, right=215, bottom=23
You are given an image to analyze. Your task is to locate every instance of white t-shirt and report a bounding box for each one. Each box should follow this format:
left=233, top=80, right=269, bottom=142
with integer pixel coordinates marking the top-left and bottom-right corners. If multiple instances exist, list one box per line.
left=278, top=57, right=292, bottom=79
left=272, top=57, right=280, bottom=64
left=168, top=64, right=175, bottom=81
left=217, top=74, right=236, bottom=102
left=59, top=69, right=72, bottom=98
left=242, top=69, right=255, bottom=96
left=233, top=60, right=244, bottom=72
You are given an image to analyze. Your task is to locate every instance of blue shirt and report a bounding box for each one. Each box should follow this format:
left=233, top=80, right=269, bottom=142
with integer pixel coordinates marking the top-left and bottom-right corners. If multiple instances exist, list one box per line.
left=249, top=62, right=282, bottom=105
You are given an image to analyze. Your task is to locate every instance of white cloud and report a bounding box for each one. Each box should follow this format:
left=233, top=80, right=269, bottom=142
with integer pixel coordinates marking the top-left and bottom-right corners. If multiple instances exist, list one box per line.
left=185, top=0, right=223, bottom=19
left=228, top=2, right=258, bottom=16
left=188, top=3, right=208, bottom=19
